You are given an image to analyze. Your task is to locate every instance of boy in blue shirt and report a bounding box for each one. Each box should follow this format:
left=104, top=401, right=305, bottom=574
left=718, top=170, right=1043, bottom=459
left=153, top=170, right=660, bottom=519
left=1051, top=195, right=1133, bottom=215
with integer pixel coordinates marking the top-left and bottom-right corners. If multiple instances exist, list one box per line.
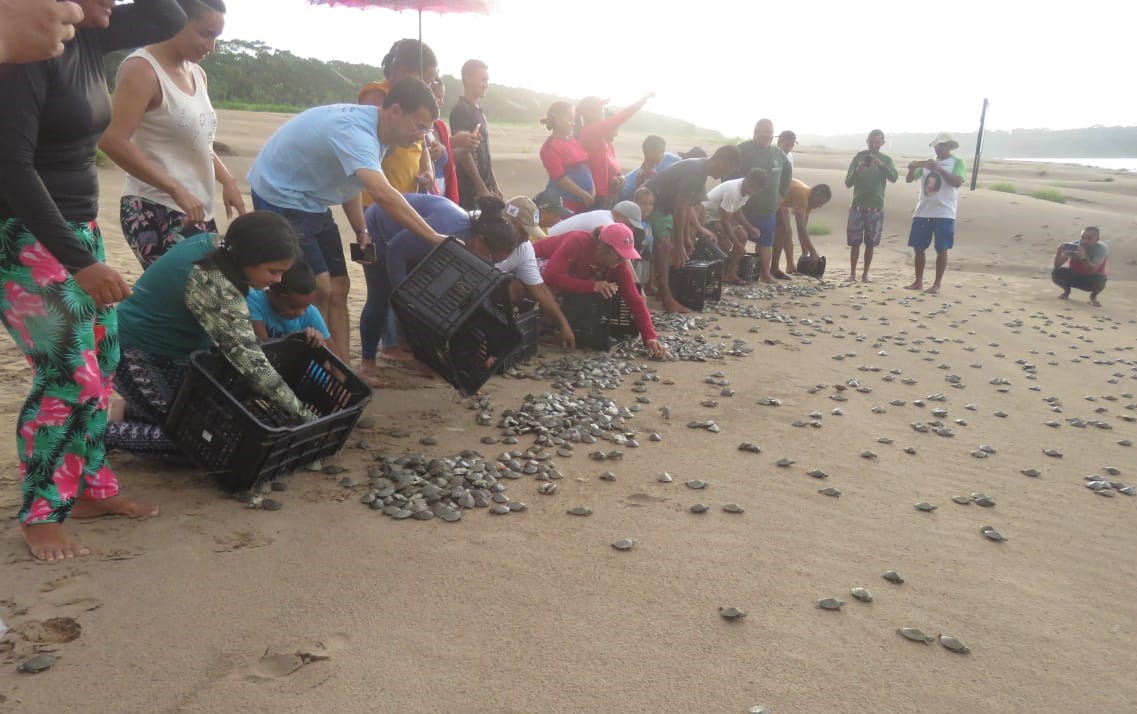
left=247, top=261, right=330, bottom=347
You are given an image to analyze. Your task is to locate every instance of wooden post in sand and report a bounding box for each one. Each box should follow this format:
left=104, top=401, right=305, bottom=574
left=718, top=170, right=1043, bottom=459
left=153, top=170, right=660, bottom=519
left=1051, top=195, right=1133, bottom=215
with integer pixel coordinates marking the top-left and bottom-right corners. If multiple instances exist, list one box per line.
left=970, top=98, right=989, bottom=191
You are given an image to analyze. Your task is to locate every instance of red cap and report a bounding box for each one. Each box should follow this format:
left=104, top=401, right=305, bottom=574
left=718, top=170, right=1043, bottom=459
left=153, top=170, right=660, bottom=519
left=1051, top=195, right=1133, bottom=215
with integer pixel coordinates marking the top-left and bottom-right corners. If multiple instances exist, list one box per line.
left=598, top=223, right=640, bottom=260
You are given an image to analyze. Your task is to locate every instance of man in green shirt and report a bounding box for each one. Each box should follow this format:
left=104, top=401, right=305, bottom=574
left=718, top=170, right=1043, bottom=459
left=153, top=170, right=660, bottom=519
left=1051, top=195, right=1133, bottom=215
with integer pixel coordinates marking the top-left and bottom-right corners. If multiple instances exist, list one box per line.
left=737, top=118, right=792, bottom=283
left=844, top=129, right=898, bottom=282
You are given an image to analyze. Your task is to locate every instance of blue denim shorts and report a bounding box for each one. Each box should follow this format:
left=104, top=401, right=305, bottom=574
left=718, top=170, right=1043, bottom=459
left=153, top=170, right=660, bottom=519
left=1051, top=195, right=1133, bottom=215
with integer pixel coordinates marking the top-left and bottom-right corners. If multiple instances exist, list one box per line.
left=907, top=217, right=955, bottom=252
left=251, top=191, right=347, bottom=277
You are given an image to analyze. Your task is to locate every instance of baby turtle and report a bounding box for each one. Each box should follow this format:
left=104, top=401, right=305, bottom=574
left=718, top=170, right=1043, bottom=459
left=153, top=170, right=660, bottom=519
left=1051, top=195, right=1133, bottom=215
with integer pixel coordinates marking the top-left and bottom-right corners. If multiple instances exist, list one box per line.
left=914, top=502, right=938, bottom=512
left=1102, top=466, right=1122, bottom=476
left=860, top=450, right=878, bottom=459
left=537, top=482, right=557, bottom=495
left=722, top=503, right=745, bottom=514
left=970, top=450, right=989, bottom=459
left=850, top=587, right=873, bottom=603
left=489, top=504, right=511, bottom=515
left=806, top=469, right=829, bottom=479
left=938, top=634, right=971, bottom=654
left=719, top=606, right=747, bottom=621
left=657, top=472, right=673, bottom=483
left=611, top=538, right=636, bottom=551
left=776, top=457, right=795, bottom=467
left=818, top=487, right=842, bottom=498
left=686, top=479, right=708, bottom=490
left=978, top=444, right=997, bottom=454
left=567, top=506, right=593, bottom=517
left=738, top=442, right=762, bottom=453
left=1020, top=468, right=1041, bottom=478
left=599, top=471, right=617, bottom=482
left=882, top=570, right=905, bottom=584
left=1119, top=439, right=1134, bottom=447
left=877, top=436, right=894, bottom=444
left=816, top=598, right=847, bottom=611
left=690, top=503, right=710, bottom=514
left=897, top=627, right=934, bottom=644
left=974, top=496, right=996, bottom=507
left=903, top=446, right=917, bottom=455
left=980, top=525, right=1008, bottom=542
left=17, top=653, right=58, bottom=674
left=952, top=495, right=974, bottom=505
left=649, top=432, right=663, bottom=442
left=1043, top=448, right=1063, bottom=458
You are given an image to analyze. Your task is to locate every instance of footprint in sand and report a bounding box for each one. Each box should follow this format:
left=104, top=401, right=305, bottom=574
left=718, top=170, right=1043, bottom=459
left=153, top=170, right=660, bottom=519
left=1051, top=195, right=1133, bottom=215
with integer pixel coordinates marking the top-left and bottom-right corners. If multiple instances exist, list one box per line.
left=238, top=633, right=349, bottom=681
left=213, top=530, right=274, bottom=553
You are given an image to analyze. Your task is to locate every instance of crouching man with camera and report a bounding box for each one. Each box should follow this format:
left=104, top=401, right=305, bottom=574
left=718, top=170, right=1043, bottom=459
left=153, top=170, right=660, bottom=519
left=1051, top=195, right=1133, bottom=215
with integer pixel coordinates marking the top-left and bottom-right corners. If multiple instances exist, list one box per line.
left=1053, top=226, right=1108, bottom=307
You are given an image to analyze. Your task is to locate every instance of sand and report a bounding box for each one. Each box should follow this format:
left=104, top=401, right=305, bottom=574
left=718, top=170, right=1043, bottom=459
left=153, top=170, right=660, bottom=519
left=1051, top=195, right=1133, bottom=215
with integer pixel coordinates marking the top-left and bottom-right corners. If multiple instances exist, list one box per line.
left=1, top=111, right=1136, bottom=714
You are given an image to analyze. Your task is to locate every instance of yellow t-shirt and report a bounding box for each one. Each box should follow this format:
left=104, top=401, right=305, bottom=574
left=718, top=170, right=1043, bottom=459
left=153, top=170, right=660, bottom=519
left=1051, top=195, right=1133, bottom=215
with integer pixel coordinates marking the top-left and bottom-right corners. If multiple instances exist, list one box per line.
left=358, top=80, right=427, bottom=198
left=781, top=178, right=811, bottom=214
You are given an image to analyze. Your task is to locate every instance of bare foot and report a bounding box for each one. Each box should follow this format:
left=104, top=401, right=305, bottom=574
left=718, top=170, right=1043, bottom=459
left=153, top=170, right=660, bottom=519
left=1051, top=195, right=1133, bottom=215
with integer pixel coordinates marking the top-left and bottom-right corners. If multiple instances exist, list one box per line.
left=903, top=282, right=922, bottom=291
left=771, top=270, right=790, bottom=280
left=661, top=298, right=690, bottom=313
left=22, top=523, right=91, bottom=562
left=1057, top=292, right=1070, bottom=300
left=759, top=275, right=775, bottom=285
left=379, top=347, right=415, bottom=364
left=71, top=494, right=159, bottom=520
left=861, top=273, right=873, bottom=283
left=924, top=285, right=940, bottom=295
left=642, top=284, right=658, bottom=297
left=844, top=274, right=857, bottom=283
left=1090, top=299, right=1102, bottom=307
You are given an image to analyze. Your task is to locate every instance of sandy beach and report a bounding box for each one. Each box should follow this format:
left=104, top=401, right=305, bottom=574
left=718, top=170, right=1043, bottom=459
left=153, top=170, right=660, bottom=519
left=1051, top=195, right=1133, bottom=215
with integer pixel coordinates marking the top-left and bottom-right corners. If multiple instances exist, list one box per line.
left=1, top=111, right=1135, bottom=714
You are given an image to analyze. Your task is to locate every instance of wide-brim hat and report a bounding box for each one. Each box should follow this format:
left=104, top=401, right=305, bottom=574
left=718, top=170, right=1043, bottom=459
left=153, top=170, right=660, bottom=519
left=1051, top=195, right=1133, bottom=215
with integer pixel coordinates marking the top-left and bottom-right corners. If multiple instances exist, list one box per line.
left=929, top=132, right=959, bottom=150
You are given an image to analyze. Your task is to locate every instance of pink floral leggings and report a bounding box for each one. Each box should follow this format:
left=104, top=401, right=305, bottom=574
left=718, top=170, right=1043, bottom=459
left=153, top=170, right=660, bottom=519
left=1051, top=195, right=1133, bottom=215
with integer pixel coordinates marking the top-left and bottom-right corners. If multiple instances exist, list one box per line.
left=0, top=219, right=120, bottom=525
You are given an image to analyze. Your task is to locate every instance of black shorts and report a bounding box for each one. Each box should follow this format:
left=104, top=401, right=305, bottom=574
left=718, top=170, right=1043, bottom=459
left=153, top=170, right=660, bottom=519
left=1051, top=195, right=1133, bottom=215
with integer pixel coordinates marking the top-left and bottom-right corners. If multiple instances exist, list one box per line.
left=1052, top=266, right=1106, bottom=292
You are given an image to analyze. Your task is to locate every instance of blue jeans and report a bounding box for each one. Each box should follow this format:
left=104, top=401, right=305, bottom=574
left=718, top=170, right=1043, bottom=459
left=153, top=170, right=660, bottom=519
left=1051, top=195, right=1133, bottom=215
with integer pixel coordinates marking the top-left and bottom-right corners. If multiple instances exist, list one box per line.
left=360, top=257, right=391, bottom=361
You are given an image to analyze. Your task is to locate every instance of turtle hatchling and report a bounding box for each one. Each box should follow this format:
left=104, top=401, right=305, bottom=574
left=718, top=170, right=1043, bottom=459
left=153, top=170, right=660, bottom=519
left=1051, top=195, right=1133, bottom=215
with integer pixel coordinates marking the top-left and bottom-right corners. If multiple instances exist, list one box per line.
left=611, top=538, right=636, bottom=551
left=818, top=487, right=842, bottom=498
left=738, top=442, right=761, bottom=453
left=1043, top=448, right=1063, bottom=458
left=1102, top=466, right=1122, bottom=476
left=657, top=472, right=673, bottom=483
left=723, top=503, right=745, bottom=514
left=719, top=606, right=747, bottom=621
left=970, top=449, right=989, bottom=459
left=567, top=506, right=593, bottom=517
left=952, top=495, right=974, bottom=505
left=776, top=457, right=795, bottom=467
left=914, top=501, right=938, bottom=512
left=850, top=587, right=873, bottom=602
left=1020, top=468, right=1041, bottom=478
left=599, top=471, right=617, bottom=482
left=807, top=469, right=829, bottom=479
left=939, top=634, right=971, bottom=654
left=897, top=627, right=934, bottom=644
left=981, top=525, right=1008, bottom=542
left=17, top=654, right=58, bottom=674
left=861, top=450, right=878, bottom=459
left=903, top=446, right=917, bottom=455
left=690, top=503, right=710, bottom=514
left=686, top=479, right=708, bottom=490
left=882, top=570, right=905, bottom=584
left=817, top=598, right=847, bottom=611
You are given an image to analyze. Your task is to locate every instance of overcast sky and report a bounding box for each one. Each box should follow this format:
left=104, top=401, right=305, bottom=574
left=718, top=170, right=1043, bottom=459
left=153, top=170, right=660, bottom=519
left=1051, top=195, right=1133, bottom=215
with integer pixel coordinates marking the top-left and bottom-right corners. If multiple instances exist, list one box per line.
left=221, top=0, right=1135, bottom=138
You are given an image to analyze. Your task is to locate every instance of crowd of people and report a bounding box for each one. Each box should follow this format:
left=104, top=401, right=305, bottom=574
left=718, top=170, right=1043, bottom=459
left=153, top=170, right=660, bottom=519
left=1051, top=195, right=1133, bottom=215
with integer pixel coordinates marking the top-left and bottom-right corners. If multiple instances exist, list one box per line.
left=0, top=0, right=1112, bottom=562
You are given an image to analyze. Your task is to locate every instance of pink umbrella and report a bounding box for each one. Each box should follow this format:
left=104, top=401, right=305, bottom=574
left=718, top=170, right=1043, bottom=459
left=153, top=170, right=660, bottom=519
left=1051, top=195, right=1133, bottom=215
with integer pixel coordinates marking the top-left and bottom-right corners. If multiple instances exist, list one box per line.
left=307, top=0, right=495, bottom=51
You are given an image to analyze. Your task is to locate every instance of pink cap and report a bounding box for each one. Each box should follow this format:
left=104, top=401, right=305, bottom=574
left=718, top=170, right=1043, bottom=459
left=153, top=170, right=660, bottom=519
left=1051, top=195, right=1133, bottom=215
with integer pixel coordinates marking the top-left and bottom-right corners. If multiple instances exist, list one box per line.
left=598, top=223, right=640, bottom=261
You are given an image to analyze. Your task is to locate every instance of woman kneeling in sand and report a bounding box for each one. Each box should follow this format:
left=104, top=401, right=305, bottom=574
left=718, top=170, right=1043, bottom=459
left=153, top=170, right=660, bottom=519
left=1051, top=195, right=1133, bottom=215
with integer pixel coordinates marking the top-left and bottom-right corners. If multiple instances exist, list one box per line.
left=106, top=212, right=316, bottom=456
left=533, top=223, right=666, bottom=359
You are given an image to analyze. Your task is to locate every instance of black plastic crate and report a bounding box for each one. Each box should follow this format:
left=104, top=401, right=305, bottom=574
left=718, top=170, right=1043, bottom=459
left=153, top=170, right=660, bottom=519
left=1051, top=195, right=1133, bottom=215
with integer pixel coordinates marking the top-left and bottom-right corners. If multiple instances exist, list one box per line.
left=165, top=334, right=373, bottom=491
left=560, top=292, right=637, bottom=350
left=693, top=235, right=729, bottom=262
left=391, top=237, right=521, bottom=395
left=670, top=262, right=711, bottom=311
left=686, top=259, right=723, bottom=302
left=498, top=299, right=540, bottom=371
left=738, top=254, right=759, bottom=282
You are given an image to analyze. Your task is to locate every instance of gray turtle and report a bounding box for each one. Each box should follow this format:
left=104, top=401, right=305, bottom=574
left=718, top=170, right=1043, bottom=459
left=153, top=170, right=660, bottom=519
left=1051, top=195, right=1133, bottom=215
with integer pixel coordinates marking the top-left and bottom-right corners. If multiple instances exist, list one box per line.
left=914, top=502, right=938, bottom=512
left=567, top=506, right=593, bottom=517
left=939, top=634, right=971, bottom=654
left=861, top=450, right=878, bottom=459
left=738, top=442, right=762, bottom=453
left=970, top=450, right=989, bottom=459
left=980, top=525, right=1007, bottom=542
left=686, top=479, right=708, bottom=490
left=807, top=469, right=829, bottom=479
left=723, top=503, right=745, bottom=514
left=952, top=495, right=974, bottom=505
left=1043, top=448, right=1063, bottom=458
left=818, top=487, right=842, bottom=498
left=817, top=598, right=847, bottom=611
left=657, top=472, right=673, bottom=483
left=850, top=587, right=873, bottom=603
left=1102, top=466, right=1122, bottom=476
left=897, top=627, right=934, bottom=644
left=904, top=446, right=918, bottom=455
left=17, top=654, right=57, bottom=674
left=776, top=457, right=795, bottom=467
left=690, top=503, right=711, bottom=514
left=882, top=570, right=905, bottom=584
left=1020, top=468, right=1041, bottom=478
left=719, top=606, right=747, bottom=621
left=611, top=538, right=636, bottom=551
left=974, top=496, right=996, bottom=507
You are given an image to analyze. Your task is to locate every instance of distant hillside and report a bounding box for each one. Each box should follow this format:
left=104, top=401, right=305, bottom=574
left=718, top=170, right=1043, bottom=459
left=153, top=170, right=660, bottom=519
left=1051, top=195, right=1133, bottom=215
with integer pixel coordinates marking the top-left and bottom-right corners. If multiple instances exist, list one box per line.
left=103, top=39, right=721, bottom=140
left=799, top=127, right=1137, bottom=159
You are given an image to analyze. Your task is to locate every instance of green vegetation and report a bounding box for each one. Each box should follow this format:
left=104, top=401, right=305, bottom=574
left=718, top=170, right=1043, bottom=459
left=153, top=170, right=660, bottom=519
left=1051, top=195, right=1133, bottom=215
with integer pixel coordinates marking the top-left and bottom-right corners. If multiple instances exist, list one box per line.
left=989, top=182, right=1016, bottom=193
left=808, top=222, right=832, bottom=236
left=214, top=100, right=305, bottom=113
left=1031, top=189, right=1067, bottom=204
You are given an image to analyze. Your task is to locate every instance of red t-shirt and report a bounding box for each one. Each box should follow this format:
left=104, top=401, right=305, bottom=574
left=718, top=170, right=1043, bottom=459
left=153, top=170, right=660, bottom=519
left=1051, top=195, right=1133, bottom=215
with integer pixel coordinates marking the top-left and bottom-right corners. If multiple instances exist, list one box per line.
left=540, top=135, right=589, bottom=181
left=534, top=230, right=657, bottom=343
left=578, top=102, right=643, bottom=198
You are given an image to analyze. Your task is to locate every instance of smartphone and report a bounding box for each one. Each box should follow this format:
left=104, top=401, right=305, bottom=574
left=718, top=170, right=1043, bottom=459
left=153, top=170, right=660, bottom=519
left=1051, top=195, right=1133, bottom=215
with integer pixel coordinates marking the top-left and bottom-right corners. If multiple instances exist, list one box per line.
left=350, top=243, right=377, bottom=263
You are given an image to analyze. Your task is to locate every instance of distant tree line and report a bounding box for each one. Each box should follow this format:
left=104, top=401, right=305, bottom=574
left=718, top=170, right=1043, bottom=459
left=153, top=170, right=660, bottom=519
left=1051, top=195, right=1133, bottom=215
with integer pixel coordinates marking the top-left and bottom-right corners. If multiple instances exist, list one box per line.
left=799, top=126, right=1137, bottom=159
left=103, top=39, right=713, bottom=138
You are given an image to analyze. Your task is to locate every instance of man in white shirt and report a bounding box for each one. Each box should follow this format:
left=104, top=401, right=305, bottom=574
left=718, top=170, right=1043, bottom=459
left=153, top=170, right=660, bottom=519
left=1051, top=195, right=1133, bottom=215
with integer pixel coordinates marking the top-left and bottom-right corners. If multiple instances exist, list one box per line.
left=703, top=168, right=766, bottom=283
left=904, top=132, right=966, bottom=294
left=547, top=200, right=645, bottom=237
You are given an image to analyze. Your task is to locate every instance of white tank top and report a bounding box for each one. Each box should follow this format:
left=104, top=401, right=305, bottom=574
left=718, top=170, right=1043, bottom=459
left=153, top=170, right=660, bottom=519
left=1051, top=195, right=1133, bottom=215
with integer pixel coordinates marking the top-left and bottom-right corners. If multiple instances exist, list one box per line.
left=120, top=48, right=218, bottom=220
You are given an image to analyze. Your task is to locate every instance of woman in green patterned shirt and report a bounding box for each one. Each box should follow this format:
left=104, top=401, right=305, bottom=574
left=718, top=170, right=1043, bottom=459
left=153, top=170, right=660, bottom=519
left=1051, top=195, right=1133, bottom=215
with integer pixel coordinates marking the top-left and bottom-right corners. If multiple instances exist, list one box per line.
left=107, top=211, right=315, bottom=455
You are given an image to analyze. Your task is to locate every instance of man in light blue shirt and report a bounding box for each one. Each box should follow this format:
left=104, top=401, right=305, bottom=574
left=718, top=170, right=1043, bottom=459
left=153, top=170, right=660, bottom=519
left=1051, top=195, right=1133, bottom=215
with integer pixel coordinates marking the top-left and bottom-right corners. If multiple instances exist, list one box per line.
left=246, top=79, right=448, bottom=363
left=620, top=135, right=681, bottom=201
